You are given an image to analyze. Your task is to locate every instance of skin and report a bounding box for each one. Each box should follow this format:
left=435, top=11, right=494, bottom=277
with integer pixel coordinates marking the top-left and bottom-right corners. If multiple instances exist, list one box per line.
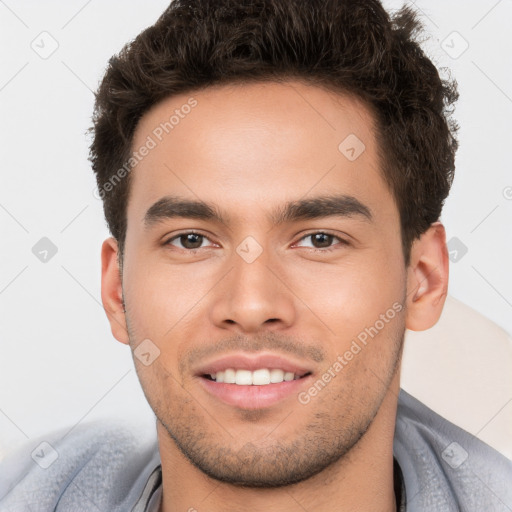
left=101, top=80, right=449, bottom=512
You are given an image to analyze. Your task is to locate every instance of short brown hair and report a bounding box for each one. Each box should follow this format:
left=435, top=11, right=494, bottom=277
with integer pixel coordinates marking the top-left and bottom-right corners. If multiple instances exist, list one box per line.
left=89, top=0, right=459, bottom=267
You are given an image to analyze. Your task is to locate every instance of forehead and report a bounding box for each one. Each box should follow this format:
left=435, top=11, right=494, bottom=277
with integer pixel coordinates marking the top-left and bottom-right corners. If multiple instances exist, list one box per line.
left=127, top=80, right=396, bottom=228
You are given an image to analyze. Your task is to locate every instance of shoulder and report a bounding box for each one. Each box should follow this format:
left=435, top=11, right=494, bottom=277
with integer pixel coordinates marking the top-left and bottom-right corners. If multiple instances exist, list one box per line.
left=394, top=388, right=512, bottom=511
left=0, top=419, right=160, bottom=512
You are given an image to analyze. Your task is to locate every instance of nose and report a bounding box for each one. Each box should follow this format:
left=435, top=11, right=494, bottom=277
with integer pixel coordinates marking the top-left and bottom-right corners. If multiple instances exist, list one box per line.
left=209, top=246, right=296, bottom=334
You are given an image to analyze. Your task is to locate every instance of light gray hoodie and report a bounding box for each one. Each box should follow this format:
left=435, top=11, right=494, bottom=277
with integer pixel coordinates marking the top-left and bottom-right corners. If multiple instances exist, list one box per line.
left=1, top=389, right=511, bottom=511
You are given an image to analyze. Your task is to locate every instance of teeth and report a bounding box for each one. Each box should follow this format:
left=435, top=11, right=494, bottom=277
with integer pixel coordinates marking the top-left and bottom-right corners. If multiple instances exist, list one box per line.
left=224, top=368, right=236, bottom=384
left=210, top=368, right=302, bottom=385
left=235, top=369, right=253, bottom=385
left=252, top=368, right=270, bottom=385
left=270, top=369, right=284, bottom=383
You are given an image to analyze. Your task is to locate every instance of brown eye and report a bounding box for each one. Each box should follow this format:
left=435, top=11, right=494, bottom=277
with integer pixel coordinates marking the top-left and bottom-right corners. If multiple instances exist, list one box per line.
left=166, top=232, right=211, bottom=250
left=310, top=233, right=334, bottom=249
left=295, top=232, right=348, bottom=252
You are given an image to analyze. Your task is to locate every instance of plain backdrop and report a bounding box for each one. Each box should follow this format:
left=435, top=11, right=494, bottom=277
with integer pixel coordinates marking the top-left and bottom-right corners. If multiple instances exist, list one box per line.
left=1, top=0, right=511, bottom=455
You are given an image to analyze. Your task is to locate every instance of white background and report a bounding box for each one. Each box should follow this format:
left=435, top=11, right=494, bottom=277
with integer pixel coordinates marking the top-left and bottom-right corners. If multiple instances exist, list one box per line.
left=1, top=0, right=511, bottom=455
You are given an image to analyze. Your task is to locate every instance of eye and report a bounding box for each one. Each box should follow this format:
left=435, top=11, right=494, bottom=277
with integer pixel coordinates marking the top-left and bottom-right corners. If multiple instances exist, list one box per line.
left=294, top=231, right=349, bottom=252
left=163, top=230, right=349, bottom=253
left=164, top=232, right=216, bottom=251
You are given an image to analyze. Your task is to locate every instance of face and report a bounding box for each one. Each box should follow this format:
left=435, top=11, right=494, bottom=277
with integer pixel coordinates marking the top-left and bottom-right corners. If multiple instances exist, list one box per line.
left=113, top=81, right=410, bottom=486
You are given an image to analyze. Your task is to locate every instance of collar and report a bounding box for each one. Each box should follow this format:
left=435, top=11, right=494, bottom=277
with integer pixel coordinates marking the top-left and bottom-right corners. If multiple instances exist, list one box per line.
left=135, top=459, right=406, bottom=512
left=394, top=456, right=407, bottom=511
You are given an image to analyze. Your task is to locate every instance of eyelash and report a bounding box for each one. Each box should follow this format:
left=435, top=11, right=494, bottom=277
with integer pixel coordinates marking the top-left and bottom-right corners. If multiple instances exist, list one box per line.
left=163, top=231, right=349, bottom=253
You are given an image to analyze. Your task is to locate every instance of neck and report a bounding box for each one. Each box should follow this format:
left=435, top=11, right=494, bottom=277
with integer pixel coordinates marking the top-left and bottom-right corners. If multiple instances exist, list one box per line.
left=157, top=374, right=400, bottom=512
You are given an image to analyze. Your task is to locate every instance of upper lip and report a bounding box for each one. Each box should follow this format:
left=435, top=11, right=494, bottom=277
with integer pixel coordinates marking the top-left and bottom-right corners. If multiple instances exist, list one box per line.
left=194, top=352, right=313, bottom=377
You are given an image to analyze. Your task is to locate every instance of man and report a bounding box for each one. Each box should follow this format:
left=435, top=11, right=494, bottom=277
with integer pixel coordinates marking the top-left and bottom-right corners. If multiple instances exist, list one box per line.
left=1, top=0, right=511, bottom=511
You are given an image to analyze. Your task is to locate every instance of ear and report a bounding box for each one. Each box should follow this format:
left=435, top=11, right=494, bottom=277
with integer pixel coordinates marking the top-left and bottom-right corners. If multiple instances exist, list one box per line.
left=405, top=222, right=449, bottom=331
left=101, top=237, right=129, bottom=344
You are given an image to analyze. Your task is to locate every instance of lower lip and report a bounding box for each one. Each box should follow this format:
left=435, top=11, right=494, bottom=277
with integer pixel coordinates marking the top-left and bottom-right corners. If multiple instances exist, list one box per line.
left=197, top=375, right=313, bottom=410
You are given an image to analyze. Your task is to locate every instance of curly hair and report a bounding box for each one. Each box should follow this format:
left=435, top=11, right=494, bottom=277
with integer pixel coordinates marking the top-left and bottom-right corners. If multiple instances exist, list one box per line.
left=89, top=0, right=459, bottom=267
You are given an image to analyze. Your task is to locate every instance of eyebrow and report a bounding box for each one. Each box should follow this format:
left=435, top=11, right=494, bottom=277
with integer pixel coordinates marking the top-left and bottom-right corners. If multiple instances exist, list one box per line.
left=143, top=194, right=373, bottom=229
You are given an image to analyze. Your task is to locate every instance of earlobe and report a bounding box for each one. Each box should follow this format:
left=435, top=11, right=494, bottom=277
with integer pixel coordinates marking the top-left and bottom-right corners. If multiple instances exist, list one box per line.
left=405, top=222, right=449, bottom=331
left=101, top=237, right=130, bottom=344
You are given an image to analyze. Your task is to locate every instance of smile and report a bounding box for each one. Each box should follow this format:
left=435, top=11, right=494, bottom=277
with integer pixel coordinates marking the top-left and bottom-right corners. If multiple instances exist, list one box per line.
left=198, top=370, right=313, bottom=410
left=204, top=368, right=311, bottom=385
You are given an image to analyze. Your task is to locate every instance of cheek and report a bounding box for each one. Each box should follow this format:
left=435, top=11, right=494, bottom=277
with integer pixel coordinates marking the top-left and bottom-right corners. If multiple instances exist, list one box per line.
left=133, top=354, right=189, bottom=417
left=124, top=255, right=214, bottom=339
left=284, top=250, right=406, bottom=341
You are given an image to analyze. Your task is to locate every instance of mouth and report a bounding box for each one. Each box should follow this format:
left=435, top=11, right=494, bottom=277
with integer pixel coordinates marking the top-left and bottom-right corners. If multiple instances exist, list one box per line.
left=194, top=353, right=314, bottom=410
left=194, top=352, right=313, bottom=410
left=201, top=368, right=312, bottom=385
left=197, top=372, right=313, bottom=410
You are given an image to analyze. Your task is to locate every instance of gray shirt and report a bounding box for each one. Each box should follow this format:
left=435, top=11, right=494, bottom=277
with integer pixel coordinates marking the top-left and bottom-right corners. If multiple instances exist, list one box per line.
left=1, top=388, right=511, bottom=511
